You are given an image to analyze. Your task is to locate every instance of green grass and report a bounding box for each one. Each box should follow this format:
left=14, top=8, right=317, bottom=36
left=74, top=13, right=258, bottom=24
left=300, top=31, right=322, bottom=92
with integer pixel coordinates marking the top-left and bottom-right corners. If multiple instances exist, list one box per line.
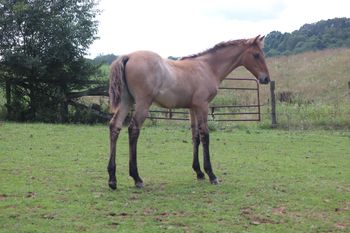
left=271, top=103, right=350, bottom=130
left=1, top=122, right=349, bottom=232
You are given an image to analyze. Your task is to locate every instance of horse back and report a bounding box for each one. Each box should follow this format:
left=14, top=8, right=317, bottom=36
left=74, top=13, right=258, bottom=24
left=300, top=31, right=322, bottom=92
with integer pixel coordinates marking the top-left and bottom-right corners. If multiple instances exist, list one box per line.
left=124, top=51, right=217, bottom=108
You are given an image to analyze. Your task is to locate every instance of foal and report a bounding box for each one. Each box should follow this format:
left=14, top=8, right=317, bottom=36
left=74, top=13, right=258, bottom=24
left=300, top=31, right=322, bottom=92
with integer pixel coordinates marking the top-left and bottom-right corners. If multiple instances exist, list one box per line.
left=108, top=35, right=270, bottom=189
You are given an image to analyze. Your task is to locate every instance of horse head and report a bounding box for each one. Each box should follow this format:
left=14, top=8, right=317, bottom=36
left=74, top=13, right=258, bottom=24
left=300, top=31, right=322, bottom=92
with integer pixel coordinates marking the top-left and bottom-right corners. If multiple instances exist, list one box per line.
left=242, top=35, right=270, bottom=84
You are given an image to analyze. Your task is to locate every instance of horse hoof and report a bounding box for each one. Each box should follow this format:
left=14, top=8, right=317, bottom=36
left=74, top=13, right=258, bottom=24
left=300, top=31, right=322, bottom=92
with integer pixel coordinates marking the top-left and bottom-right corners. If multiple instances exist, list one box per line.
left=135, top=182, right=144, bottom=189
left=108, top=181, right=117, bottom=190
left=210, top=178, right=219, bottom=185
left=197, top=173, right=206, bottom=180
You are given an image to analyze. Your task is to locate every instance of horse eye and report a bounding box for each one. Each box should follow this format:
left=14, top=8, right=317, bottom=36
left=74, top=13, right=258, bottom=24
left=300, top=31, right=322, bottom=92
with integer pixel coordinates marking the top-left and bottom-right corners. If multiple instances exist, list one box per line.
left=253, top=53, right=260, bottom=59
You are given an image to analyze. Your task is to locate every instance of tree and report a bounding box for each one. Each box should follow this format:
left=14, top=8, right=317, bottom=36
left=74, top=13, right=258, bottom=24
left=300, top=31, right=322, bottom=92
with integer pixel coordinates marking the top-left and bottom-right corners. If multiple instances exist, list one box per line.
left=263, top=17, right=350, bottom=57
left=93, top=54, right=118, bottom=65
left=0, top=0, right=104, bottom=122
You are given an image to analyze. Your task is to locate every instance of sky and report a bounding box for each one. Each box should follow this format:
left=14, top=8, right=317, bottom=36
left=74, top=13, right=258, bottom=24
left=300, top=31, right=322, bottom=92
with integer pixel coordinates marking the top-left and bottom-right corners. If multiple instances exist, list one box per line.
left=87, top=0, right=350, bottom=58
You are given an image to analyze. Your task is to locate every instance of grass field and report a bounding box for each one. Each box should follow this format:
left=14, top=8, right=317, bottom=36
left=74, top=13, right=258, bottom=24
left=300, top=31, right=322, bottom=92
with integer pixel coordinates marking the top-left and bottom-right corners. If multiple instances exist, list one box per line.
left=0, top=122, right=349, bottom=232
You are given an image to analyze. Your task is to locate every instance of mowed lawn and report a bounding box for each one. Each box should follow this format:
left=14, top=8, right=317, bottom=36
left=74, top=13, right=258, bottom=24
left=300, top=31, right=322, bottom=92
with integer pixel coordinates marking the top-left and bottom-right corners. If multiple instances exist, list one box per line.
left=0, top=122, right=349, bottom=233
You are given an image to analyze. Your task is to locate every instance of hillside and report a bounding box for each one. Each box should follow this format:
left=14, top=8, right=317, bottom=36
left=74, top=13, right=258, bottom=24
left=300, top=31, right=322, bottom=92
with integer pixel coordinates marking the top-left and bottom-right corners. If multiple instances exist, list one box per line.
left=229, top=48, right=350, bottom=104
left=264, top=18, right=350, bottom=57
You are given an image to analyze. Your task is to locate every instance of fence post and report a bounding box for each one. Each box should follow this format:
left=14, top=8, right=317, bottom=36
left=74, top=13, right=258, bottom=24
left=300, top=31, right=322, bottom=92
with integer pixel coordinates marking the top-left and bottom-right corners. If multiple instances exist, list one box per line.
left=270, top=80, right=277, bottom=127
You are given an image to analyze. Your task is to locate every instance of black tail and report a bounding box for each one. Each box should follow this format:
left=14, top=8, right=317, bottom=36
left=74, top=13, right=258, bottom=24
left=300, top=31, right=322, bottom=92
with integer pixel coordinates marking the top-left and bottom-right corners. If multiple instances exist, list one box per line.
left=109, top=56, right=129, bottom=113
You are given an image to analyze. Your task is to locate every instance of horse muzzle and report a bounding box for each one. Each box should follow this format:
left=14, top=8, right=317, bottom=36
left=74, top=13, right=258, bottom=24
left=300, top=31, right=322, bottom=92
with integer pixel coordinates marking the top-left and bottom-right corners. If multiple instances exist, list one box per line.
left=258, top=75, right=270, bottom=85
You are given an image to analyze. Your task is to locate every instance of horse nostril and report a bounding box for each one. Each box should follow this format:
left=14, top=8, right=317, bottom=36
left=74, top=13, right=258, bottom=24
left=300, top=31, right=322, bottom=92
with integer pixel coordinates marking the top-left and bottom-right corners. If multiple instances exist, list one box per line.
left=259, top=76, right=270, bottom=84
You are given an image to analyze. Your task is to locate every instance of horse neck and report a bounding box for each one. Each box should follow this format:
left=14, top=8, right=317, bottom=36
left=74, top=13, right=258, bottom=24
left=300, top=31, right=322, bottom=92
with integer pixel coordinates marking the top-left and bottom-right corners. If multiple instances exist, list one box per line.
left=200, top=45, right=247, bottom=83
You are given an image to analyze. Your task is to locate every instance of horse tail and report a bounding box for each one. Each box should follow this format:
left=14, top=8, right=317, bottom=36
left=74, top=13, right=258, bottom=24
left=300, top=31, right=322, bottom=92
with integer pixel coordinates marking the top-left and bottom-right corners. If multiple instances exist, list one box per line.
left=109, top=56, right=129, bottom=113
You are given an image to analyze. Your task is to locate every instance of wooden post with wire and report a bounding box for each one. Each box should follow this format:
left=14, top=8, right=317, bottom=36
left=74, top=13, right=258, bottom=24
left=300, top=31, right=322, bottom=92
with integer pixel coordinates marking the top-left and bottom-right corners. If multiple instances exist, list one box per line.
left=270, top=80, right=277, bottom=127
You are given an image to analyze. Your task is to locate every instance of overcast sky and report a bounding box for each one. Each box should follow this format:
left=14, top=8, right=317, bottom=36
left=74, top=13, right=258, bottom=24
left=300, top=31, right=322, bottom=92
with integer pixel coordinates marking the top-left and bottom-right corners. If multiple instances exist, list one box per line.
left=87, top=0, right=350, bottom=58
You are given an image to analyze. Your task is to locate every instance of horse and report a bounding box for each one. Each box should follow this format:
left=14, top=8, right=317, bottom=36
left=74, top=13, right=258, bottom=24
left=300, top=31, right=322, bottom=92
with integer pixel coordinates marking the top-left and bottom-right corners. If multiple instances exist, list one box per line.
left=108, top=35, right=270, bottom=189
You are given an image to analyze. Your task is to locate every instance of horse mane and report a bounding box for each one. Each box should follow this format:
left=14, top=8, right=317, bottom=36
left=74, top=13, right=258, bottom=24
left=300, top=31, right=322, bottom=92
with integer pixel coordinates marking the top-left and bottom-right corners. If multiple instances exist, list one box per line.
left=180, top=37, right=264, bottom=60
left=180, top=39, right=247, bottom=60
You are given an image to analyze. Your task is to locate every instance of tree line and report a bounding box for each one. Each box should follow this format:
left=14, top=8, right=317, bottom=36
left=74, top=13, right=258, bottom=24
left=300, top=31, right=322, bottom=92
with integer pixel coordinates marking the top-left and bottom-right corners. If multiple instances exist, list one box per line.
left=264, top=17, right=350, bottom=57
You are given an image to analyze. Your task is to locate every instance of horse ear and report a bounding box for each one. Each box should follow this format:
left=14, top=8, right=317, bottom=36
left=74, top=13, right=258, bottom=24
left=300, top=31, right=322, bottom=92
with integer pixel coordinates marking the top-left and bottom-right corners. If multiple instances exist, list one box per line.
left=253, top=35, right=261, bottom=44
left=253, top=35, right=265, bottom=48
left=259, top=36, right=265, bottom=48
left=247, top=35, right=260, bottom=46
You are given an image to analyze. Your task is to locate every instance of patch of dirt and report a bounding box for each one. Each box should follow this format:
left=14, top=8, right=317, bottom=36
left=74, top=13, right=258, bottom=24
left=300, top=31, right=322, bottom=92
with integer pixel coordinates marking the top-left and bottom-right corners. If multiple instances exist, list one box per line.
left=272, top=206, right=287, bottom=216
left=335, top=201, right=350, bottom=213
left=25, top=192, right=36, bottom=198
left=41, top=213, right=55, bottom=220
left=109, top=222, right=119, bottom=226
left=0, top=194, right=8, bottom=200
left=154, top=216, right=163, bottom=222
left=241, top=207, right=277, bottom=225
left=143, top=207, right=158, bottom=216
left=334, top=222, right=347, bottom=230
left=153, top=211, right=187, bottom=223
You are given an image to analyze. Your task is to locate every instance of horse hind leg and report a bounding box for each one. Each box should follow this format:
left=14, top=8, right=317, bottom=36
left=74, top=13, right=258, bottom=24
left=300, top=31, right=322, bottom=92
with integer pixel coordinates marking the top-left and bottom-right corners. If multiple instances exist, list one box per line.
left=108, top=99, right=132, bottom=190
left=128, top=101, right=151, bottom=188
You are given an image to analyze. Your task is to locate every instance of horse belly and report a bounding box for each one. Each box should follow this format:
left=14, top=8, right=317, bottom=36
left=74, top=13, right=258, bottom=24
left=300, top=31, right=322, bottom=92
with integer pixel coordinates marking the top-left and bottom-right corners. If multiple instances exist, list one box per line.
left=154, top=89, right=192, bottom=109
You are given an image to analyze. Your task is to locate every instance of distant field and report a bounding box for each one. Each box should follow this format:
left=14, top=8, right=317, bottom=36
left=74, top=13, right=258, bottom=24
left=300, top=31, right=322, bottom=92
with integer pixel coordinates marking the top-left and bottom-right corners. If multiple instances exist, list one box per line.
left=0, top=123, right=349, bottom=232
left=230, top=48, right=350, bottom=102
left=226, top=48, right=350, bottom=129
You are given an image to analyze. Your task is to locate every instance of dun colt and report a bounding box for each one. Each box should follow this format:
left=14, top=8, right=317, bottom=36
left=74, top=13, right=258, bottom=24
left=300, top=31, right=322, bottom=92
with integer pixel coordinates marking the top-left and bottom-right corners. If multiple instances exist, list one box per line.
left=108, top=35, right=270, bottom=189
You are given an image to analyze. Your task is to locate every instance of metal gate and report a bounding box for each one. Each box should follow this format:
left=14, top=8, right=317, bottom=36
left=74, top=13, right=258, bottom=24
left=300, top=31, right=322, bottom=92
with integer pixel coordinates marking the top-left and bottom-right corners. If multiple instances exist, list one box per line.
left=147, top=77, right=261, bottom=122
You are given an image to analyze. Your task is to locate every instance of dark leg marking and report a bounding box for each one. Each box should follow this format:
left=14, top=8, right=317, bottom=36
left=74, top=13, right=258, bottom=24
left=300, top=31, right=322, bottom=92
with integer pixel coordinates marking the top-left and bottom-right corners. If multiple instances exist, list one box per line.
left=128, top=118, right=144, bottom=188
left=192, top=126, right=205, bottom=180
left=200, top=130, right=218, bottom=184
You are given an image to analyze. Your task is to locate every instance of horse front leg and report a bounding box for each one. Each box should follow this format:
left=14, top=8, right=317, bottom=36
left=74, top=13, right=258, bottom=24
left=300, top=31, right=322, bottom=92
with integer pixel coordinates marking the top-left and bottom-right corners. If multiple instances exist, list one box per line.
left=190, top=110, right=205, bottom=180
left=196, top=108, right=218, bottom=185
left=199, top=126, right=218, bottom=184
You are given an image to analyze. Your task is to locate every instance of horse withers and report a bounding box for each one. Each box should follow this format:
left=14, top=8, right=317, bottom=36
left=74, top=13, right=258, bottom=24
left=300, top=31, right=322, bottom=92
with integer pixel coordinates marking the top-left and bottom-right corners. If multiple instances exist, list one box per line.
left=108, top=35, right=270, bottom=189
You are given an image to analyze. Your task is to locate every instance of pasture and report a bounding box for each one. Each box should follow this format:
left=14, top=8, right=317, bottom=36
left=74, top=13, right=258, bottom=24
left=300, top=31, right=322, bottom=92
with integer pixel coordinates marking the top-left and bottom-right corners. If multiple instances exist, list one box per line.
left=0, top=122, right=349, bottom=232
